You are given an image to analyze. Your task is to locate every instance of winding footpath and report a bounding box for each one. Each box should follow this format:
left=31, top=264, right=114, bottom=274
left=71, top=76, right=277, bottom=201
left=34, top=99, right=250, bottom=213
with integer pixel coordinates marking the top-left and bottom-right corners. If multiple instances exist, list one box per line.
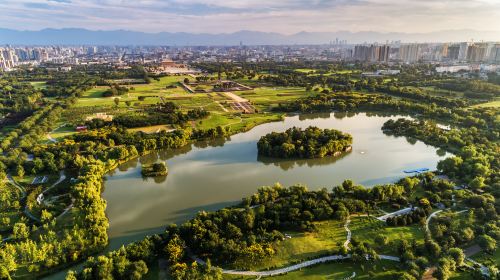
left=46, top=123, right=66, bottom=143
left=425, top=209, right=489, bottom=278
left=343, top=218, right=352, bottom=250
left=193, top=216, right=400, bottom=277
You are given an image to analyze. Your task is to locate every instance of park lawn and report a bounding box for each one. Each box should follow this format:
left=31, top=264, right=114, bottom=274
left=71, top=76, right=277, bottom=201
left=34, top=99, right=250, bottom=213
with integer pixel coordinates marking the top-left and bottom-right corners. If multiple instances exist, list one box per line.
left=350, top=216, right=425, bottom=255
left=75, top=76, right=192, bottom=108
left=242, top=86, right=310, bottom=110
left=128, top=125, right=173, bottom=134
left=30, top=81, right=47, bottom=90
left=194, top=112, right=283, bottom=133
left=249, top=220, right=346, bottom=271
left=225, top=260, right=402, bottom=280
left=230, top=113, right=283, bottom=132
left=472, top=98, right=500, bottom=108
left=295, top=68, right=316, bottom=73
left=49, top=125, right=77, bottom=140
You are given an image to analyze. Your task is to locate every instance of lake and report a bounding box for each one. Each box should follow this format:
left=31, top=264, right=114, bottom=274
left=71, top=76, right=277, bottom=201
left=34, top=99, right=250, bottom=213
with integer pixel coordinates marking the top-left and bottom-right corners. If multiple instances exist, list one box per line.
left=102, top=112, right=448, bottom=250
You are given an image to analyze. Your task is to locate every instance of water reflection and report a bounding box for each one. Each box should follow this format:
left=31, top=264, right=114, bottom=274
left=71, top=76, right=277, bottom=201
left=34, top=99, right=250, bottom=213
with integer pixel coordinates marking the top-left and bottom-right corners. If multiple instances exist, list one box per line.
left=257, top=150, right=352, bottom=171
left=101, top=112, right=449, bottom=253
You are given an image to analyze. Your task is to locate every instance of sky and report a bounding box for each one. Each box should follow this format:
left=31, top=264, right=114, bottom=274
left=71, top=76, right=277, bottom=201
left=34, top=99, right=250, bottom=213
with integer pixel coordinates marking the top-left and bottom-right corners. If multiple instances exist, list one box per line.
left=1, top=0, right=500, bottom=34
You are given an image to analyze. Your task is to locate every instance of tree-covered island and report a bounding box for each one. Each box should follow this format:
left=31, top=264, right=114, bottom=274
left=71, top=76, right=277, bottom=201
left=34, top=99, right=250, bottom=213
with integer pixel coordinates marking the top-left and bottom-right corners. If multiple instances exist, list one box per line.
left=257, top=126, right=353, bottom=159
left=141, top=162, right=168, bottom=177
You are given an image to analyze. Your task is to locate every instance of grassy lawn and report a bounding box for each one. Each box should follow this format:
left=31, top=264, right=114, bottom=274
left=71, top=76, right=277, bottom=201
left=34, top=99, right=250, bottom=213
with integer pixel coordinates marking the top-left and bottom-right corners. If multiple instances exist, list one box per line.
left=472, top=98, right=500, bottom=108
left=242, top=86, right=311, bottom=111
left=247, top=220, right=346, bottom=271
left=350, top=216, right=425, bottom=255
left=128, top=125, right=173, bottom=134
left=225, top=260, right=402, bottom=280
left=75, top=75, right=192, bottom=108
left=30, top=81, right=47, bottom=90
left=49, top=125, right=77, bottom=140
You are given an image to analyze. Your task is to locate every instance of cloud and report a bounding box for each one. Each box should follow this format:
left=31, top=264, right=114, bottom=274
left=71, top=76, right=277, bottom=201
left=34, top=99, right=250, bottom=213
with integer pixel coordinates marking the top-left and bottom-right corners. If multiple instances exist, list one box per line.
left=0, top=0, right=499, bottom=34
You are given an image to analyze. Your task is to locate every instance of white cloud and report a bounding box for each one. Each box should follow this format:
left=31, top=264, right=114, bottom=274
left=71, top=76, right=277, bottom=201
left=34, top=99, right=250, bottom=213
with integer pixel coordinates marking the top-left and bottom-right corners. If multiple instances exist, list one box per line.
left=0, top=0, right=499, bottom=33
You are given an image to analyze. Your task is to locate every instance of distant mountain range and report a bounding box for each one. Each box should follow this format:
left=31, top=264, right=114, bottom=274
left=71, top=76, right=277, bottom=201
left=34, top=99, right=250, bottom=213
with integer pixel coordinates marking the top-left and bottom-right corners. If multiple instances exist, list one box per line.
left=1, top=28, right=499, bottom=46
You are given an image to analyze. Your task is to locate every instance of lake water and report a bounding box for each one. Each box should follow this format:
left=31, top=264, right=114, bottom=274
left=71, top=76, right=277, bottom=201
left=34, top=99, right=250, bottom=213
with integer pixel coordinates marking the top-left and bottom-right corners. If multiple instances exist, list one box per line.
left=102, top=112, right=448, bottom=250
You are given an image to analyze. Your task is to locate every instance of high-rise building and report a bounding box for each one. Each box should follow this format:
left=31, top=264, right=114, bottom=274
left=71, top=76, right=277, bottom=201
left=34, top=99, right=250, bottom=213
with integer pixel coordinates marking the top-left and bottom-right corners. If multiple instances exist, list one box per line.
left=447, top=44, right=460, bottom=60
left=458, top=42, right=469, bottom=61
left=399, top=44, right=421, bottom=63
left=0, top=48, right=18, bottom=71
left=466, top=43, right=488, bottom=62
left=489, top=44, right=500, bottom=62
left=353, top=44, right=390, bottom=62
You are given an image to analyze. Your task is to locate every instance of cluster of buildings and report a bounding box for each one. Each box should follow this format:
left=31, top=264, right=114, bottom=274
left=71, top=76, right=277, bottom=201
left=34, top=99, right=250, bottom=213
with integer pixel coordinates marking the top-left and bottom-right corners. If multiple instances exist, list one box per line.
left=352, top=42, right=500, bottom=64
left=1, top=41, right=500, bottom=72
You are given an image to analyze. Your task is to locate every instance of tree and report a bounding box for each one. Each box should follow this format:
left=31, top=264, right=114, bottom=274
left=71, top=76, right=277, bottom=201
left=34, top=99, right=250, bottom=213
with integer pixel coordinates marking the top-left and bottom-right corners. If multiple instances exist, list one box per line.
left=478, top=234, right=496, bottom=253
left=114, top=98, right=120, bottom=107
left=375, top=234, right=388, bottom=246
left=15, top=165, right=24, bottom=178
left=165, top=234, right=186, bottom=264
left=125, top=101, right=132, bottom=107
left=448, top=248, right=465, bottom=267
left=13, top=222, right=29, bottom=240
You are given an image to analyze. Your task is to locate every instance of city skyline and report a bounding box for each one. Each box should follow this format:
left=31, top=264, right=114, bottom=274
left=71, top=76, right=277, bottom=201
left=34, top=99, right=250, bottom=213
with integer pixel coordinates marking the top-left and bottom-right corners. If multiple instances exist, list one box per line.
left=1, top=0, right=500, bottom=34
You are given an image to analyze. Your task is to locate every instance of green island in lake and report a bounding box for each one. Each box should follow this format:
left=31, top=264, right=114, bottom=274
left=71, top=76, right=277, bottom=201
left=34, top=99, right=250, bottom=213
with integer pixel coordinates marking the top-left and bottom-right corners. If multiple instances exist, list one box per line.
left=141, top=162, right=168, bottom=177
left=257, top=126, right=353, bottom=158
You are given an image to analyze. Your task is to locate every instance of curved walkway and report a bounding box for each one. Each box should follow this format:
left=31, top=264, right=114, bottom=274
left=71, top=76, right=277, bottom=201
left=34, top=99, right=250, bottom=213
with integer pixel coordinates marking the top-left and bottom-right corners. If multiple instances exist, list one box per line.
left=46, top=123, right=66, bottom=143
left=193, top=217, right=400, bottom=277
left=425, top=209, right=489, bottom=277
left=7, top=174, right=26, bottom=198
left=343, top=218, right=352, bottom=250
left=37, top=171, right=66, bottom=205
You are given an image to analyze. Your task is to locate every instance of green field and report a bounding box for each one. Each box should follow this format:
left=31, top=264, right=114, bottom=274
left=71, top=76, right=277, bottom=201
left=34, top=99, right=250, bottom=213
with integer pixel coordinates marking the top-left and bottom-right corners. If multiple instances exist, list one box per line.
left=30, top=81, right=47, bottom=90
left=350, top=216, right=425, bottom=255
left=225, top=260, right=402, bottom=280
left=249, top=220, right=347, bottom=270
left=75, top=75, right=191, bottom=108
left=473, top=98, right=500, bottom=108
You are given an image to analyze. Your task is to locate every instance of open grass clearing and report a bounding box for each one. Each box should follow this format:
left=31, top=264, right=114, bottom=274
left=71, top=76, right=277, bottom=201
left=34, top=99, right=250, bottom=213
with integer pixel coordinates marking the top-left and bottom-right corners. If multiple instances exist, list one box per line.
left=30, top=81, right=47, bottom=90
left=350, top=216, right=425, bottom=255
left=472, top=98, right=500, bottom=108
left=128, top=125, right=173, bottom=134
left=246, top=220, right=346, bottom=271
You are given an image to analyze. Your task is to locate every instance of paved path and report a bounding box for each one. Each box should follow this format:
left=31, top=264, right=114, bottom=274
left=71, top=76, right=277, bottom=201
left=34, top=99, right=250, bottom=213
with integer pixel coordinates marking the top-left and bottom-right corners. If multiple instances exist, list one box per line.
left=195, top=254, right=399, bottom=277
left=7, top=174, right=26, bottom=198
left=425, top=210, right=443, bottom=233
left=192, top=216, right=399, bottom=277
left=46, top=123, right=66, bottom=143
left=37, top=170, right=66, bottom=205
left=426, top=209, right=467, bottom=233
left=376, top=207, right=414, bottom=222
left=6, top=175, right=40, bottom=222
left=343, top=218, right=352, bottom=250
left=425, top=209, right=489, bottom=277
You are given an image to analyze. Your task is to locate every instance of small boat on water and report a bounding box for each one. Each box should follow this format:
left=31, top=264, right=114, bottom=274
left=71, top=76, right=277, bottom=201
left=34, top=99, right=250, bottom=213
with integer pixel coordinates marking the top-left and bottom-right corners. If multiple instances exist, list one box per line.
left=403, top=168, right=429, bottom=174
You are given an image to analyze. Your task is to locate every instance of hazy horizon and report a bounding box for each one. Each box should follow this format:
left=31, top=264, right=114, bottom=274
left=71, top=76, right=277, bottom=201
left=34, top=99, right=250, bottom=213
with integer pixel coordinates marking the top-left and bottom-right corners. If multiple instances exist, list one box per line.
left=1, top=0, right=500, bottom=35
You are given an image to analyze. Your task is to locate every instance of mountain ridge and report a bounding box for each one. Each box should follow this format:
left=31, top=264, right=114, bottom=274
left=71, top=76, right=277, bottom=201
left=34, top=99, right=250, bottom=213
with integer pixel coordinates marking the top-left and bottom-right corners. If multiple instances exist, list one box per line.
left=0, top=28, right=498, bottom=45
